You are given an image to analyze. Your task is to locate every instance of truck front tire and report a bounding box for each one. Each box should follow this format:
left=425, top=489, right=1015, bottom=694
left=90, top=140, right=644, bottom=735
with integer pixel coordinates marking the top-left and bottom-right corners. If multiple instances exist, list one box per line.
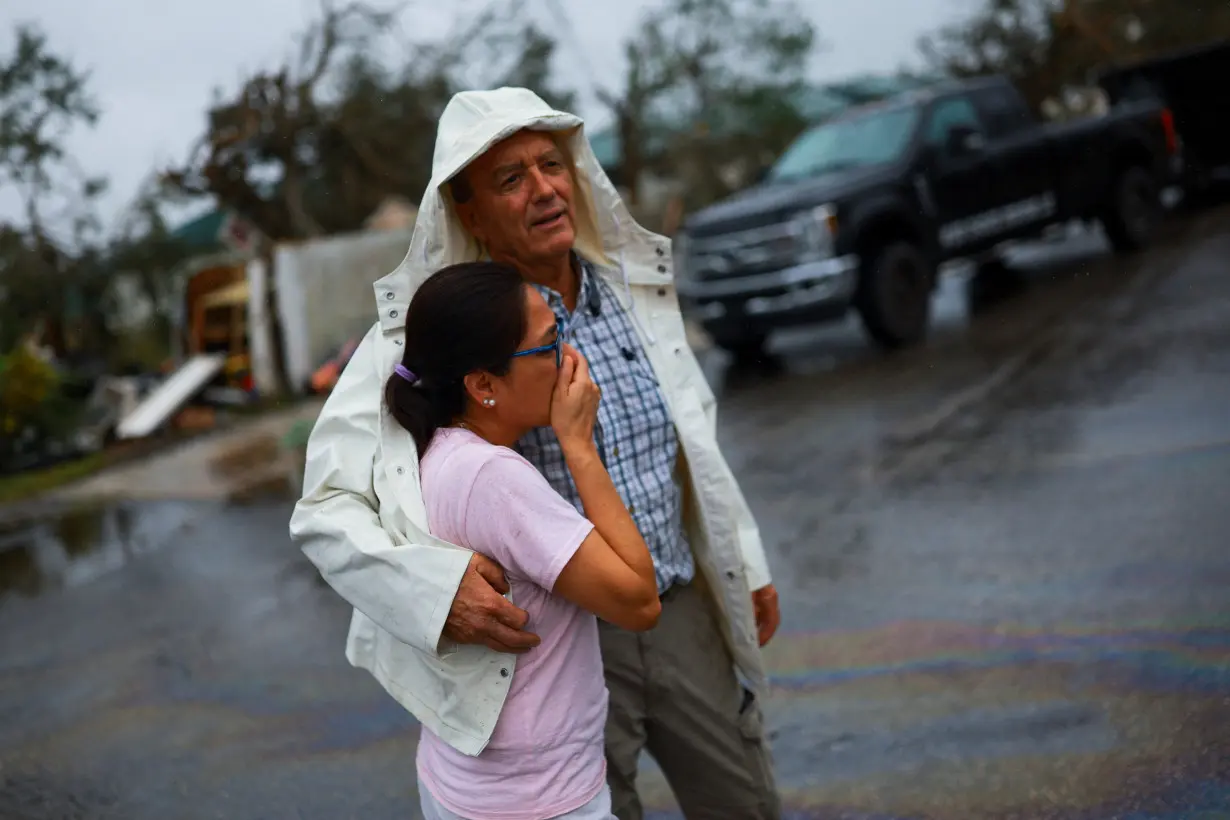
left=856, top=241, right=935, bottom=350
left=1102, top=166, right=1162, bottom=253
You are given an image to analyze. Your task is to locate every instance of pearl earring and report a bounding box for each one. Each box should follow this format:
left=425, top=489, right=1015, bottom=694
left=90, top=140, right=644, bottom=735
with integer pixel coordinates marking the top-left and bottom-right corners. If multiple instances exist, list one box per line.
left=483, top=398, right=496, bottom=407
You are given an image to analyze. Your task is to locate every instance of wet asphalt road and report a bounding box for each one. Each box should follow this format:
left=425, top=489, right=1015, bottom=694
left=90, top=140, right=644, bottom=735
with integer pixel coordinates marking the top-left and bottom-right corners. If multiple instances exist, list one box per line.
left=1, top=209, right=1228, bottom=819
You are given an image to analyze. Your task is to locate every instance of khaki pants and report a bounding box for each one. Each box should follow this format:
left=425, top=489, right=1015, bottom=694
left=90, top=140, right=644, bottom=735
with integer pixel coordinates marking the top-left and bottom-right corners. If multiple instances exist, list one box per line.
left=597, top=582, right=781, bottom=820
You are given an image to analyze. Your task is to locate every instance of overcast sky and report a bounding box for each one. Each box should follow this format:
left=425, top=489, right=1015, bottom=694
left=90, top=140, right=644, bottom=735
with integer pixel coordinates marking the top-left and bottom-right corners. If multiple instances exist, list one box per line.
left=1, top=0, right=973, bottom=234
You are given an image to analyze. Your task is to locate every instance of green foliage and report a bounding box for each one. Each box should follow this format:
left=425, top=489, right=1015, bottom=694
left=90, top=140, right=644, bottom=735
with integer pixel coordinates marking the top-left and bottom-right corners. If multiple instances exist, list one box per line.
left=105, top=182, right=198, bottom=347
left=0, top=451, right=107, bottom=502
left=0, top=23, right=105, bottom=239
left=0, top=345, right=57, bottom=429
left=0, top=344, right=82, bottom=472
left=0, top=23, right=114, bottom=358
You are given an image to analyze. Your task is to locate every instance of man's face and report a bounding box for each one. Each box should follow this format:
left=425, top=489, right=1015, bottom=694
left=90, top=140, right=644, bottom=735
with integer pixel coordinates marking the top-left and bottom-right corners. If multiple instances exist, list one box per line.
left=455, top=130, right=576, bottom=266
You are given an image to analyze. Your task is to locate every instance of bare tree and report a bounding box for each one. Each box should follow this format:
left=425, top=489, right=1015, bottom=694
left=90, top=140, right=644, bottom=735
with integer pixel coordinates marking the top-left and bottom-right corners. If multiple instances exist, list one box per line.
left=163, top=2, right=406, bottom=240
left=592, top=0, right=817, bottom=209
left=920, top=0, right=1230, bottom=112
left=165, top=0, right=579, bottom=242
left=595, top=38, right=678, bottom=208
left=0, top=24, right=105, bottom=240
left=0, top=24, right=109, bottom=353
left=919, top=0, right=1063, bottom=109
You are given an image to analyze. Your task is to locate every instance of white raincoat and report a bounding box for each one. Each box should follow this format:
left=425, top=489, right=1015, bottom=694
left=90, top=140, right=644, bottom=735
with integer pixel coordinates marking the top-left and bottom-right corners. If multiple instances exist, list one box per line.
left=289, top=87, right=771, bottom=756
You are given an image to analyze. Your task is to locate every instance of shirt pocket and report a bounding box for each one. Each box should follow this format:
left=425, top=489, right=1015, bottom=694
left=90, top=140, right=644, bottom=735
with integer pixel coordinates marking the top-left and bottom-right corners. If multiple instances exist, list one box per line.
left=612, top=344, right=669, bottom=399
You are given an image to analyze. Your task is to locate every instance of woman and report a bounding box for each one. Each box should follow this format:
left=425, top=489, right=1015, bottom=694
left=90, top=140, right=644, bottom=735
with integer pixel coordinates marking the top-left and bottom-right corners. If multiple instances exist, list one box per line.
left=384, top=260, right=660, bottom=820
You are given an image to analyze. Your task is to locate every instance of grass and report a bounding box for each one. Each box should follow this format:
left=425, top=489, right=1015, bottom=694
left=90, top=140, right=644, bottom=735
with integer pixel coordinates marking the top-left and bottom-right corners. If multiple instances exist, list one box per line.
left=0, top=452, right=110, bottom=504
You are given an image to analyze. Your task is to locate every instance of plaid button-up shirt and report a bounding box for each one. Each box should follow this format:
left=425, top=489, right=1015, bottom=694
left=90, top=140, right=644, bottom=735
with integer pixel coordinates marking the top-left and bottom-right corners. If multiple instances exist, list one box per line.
left=516, top=258, right=695, bottom=594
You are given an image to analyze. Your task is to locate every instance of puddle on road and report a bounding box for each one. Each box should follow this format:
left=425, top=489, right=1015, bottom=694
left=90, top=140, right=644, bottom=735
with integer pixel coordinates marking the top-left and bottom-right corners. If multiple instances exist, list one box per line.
left=0, top=502, right=199, bottom=600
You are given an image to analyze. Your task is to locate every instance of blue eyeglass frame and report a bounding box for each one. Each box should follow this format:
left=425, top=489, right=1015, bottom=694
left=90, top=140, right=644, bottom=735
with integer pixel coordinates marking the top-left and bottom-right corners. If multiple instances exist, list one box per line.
left=510, top=320, right=565, bottom=367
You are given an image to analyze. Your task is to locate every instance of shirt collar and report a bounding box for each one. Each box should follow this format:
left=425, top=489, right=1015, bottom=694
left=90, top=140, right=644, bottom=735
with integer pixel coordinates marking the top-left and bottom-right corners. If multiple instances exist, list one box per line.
left=530, top=253, right=596, bottom=321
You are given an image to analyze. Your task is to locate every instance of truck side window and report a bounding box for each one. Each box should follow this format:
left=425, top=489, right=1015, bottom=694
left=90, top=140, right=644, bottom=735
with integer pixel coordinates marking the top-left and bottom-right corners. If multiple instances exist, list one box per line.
left=970, top=87, right=1034, bottom=138
left=925, top=98, right=983, bottom=148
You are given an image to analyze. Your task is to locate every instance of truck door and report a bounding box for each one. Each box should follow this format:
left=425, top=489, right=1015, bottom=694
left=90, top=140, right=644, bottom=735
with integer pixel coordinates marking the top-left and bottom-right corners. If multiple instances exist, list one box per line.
left=919, top=96, right=1004, bottom=256
left=969, top=84, right=1059, bottom=236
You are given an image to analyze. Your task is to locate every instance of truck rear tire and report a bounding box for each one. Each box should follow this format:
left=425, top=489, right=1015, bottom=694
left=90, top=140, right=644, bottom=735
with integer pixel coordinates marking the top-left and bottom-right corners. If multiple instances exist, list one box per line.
left=1102, top=166, right=1162, bottom=253
left=856, top=241, right=934, bottom=350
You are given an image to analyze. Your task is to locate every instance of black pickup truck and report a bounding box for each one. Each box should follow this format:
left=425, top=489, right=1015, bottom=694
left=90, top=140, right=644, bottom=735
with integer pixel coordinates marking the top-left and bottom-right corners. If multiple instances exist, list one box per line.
left=674, top=74, right=1177, bottom=354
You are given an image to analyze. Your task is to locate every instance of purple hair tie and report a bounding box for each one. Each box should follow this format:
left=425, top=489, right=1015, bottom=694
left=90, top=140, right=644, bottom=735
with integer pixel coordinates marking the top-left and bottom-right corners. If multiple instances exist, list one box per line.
left=394, top=364, right=419, bottom=384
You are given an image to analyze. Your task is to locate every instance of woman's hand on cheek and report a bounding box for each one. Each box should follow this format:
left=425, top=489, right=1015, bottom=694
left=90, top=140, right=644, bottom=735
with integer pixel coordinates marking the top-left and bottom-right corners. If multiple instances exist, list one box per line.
left=551, top=345, right=599, bottom=450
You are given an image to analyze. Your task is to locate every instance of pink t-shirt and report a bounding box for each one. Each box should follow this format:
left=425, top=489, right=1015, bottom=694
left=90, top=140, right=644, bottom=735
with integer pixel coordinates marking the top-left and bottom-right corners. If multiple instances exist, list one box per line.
left=416, top=427, right=608, bottom=820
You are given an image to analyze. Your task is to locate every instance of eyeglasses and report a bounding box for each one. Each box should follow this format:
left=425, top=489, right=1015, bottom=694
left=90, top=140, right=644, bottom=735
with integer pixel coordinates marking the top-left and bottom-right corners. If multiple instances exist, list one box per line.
left=510, top=321, right=565, bottom=367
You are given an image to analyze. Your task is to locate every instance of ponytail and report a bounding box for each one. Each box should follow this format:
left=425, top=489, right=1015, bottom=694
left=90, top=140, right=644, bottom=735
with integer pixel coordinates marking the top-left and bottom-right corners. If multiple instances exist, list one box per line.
left=383, top=374, right=450, bottom=457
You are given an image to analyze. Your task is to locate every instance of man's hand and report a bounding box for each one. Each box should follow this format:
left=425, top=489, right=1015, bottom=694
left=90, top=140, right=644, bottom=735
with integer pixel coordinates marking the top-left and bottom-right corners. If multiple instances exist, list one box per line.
left=443, top=554, right=541, bottom=654
left=751, top=584, right=780, bottom=647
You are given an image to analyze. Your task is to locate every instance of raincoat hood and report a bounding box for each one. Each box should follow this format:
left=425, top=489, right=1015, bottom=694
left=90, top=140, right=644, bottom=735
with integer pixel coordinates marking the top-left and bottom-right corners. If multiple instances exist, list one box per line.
left=373, top=87, right=656, bottom=333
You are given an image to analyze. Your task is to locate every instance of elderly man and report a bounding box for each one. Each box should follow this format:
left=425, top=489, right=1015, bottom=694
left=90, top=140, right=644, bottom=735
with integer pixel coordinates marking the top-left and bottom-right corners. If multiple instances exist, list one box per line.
left=290, top=87, right=781, bottom=819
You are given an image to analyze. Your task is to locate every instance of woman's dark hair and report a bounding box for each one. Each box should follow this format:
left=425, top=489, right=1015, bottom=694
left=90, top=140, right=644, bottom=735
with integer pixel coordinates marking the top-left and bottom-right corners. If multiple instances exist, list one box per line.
left=384, top=261, right=526, bottom=455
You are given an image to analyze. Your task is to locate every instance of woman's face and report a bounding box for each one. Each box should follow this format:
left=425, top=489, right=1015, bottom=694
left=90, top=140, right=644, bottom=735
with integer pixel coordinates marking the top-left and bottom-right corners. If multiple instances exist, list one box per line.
left=487, top=286, right=561, bottom=430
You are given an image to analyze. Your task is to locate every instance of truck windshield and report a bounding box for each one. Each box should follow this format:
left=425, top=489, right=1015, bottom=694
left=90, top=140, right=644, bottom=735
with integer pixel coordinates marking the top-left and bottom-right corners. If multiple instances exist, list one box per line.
left=768, top=104, right=919, bottom=182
